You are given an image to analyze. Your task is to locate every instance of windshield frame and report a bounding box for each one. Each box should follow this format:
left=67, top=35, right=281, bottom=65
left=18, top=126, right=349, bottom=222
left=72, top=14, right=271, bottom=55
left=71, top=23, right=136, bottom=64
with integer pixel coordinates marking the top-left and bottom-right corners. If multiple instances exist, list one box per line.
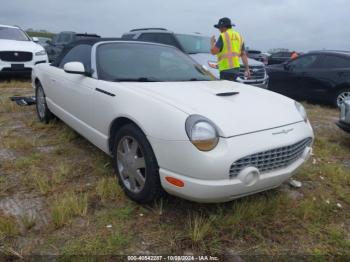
left=174, top=34, right=211, bottom=54
left=91, top=41, right=212, bottom=82
left=0, top=26, right=30, bottom=41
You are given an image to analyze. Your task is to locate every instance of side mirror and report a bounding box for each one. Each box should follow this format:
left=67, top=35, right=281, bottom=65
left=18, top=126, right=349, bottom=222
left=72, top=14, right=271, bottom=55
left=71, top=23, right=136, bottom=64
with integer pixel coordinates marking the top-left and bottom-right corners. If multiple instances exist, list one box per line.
left=64, top=62, right=86, bottom=75
left=32, top=37, right=39, bottom=42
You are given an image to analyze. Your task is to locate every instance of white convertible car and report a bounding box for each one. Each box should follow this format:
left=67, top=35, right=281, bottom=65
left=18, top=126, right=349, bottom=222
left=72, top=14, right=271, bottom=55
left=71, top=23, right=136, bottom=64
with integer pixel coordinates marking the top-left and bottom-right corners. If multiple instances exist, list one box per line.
left=32, top=39, right=314, bottom=203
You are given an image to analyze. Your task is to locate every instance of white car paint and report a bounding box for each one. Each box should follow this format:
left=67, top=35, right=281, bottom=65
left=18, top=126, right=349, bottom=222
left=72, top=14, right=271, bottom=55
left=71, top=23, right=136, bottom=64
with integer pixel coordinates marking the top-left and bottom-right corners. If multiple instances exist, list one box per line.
left=32, top=41, right=314, bottom=203
left=0, top=24, right=48, bottom=73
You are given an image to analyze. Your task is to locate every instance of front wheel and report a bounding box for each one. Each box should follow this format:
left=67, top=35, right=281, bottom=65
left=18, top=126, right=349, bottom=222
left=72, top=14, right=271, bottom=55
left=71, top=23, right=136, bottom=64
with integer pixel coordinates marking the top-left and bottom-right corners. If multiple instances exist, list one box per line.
left=35, top=81, right=54, bottom=123
left=112, top=124, right=162, bottom=203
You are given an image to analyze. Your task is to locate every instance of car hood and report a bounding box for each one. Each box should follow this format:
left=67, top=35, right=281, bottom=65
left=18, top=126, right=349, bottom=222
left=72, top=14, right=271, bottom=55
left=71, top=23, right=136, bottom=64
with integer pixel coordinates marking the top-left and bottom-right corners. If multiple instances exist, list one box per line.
left=0, top=39, right=43, bottom=52
left=189, top=53, right=264, bottom=79
left=124, top=80, right=303, bottom=137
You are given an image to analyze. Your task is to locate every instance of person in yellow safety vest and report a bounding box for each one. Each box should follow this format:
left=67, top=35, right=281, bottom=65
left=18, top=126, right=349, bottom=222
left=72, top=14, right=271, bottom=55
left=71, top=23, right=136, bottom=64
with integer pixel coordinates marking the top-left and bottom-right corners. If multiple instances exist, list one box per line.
left=210, top=17, right=251, bottom=81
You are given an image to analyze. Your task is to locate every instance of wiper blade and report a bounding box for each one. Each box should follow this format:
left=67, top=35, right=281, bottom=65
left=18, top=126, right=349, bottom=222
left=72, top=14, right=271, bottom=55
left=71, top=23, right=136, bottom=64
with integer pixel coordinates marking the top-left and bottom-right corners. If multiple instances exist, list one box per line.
left=113, top=77, right=162, bottom=82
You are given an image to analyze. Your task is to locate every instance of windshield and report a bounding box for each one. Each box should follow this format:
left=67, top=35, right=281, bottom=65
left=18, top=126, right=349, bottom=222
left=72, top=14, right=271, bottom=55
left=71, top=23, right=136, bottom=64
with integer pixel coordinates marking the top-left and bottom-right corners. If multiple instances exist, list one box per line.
left=0, top=27, right=30, bottom=41
left=175, top=34, right=211, bottom=54
left=96, top=43, right=212, bottom=82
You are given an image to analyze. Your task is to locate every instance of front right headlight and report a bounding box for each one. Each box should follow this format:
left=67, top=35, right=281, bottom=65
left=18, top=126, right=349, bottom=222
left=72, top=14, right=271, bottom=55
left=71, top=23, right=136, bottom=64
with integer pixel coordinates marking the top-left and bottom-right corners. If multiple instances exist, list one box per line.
left=185, top=115, right=219, bottom=151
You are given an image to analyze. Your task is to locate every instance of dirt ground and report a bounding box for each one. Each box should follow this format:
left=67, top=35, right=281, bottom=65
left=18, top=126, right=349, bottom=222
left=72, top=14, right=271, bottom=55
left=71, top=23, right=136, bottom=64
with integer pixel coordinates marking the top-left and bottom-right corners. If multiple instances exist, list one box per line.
left=0, top=79, right=349, bottom=260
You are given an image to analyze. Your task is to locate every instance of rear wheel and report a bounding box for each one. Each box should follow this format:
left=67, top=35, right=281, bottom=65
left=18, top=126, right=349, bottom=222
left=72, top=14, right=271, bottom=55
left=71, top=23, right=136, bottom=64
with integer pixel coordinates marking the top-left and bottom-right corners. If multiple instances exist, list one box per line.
left=334, top=89, right=350, bottom=108
left=112, top=124, right=162, bottom=203
left=35, top=81, right=54, bottom=123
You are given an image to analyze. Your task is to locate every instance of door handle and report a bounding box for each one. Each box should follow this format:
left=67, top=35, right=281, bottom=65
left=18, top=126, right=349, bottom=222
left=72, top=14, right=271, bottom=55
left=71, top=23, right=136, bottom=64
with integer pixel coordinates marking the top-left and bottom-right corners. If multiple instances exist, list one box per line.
left=50, top=78, right=56, bottom=82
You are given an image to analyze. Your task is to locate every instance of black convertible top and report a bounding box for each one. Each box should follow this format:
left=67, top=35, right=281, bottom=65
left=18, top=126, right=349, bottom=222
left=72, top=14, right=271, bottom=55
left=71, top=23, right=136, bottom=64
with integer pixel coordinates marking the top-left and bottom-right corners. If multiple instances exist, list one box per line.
left=51, top=37, right=178, bottom=67
left=51, top=38, right=130, bottom=66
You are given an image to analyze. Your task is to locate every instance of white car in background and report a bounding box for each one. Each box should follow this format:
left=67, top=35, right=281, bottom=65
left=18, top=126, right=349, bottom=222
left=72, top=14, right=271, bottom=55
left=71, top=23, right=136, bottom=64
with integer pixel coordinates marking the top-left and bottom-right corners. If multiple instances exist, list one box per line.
left=32, top=39, right=314, bottom=203
left=0, top=24, right=48, bottom=75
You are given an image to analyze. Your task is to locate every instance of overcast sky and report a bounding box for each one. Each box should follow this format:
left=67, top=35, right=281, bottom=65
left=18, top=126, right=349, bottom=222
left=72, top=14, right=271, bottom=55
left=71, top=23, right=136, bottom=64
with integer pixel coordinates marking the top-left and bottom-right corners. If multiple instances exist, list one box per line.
left=1, top=0, right=349, bottom=52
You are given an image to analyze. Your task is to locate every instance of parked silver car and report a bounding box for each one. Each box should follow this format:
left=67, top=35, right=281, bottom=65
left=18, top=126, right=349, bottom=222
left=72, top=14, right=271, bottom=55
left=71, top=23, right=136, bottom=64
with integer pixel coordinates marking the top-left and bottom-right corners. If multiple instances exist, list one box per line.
left=122, top=28, right=269, bottom=89
left=337, top=98, right=350, bottom=133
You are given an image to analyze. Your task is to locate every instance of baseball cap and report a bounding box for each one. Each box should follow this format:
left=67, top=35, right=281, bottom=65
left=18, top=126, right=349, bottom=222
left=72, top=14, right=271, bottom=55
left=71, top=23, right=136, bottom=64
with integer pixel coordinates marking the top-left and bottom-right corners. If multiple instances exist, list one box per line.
left=214, top=17, right=235, bottom=28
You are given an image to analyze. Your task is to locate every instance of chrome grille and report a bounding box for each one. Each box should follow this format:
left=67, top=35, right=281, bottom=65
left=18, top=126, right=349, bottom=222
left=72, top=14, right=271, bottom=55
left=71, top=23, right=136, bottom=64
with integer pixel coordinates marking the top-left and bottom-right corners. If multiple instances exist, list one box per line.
left=229, top=138, right=312, bottom=178
left=239, top=66, right=266, bottom=80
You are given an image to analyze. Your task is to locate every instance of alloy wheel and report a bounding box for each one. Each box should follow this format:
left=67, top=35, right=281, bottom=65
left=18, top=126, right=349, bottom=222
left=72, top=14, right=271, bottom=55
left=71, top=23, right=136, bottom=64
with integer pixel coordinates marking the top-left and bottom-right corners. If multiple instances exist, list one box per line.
left=337, top=91, right=350, bottom=107
left=37, top=86, right=46, bottom=119
left=116, top=136, right=146, bottom=193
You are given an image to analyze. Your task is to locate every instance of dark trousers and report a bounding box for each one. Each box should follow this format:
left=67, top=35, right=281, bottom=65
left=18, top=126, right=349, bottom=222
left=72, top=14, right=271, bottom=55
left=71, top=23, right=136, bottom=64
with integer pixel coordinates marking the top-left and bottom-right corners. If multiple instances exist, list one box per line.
left=220, top=68, right=240, bottom=81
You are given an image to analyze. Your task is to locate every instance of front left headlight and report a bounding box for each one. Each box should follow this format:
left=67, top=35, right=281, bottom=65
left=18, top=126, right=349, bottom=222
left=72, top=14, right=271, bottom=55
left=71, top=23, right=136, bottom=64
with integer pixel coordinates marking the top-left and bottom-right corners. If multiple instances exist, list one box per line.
left=35, top=50, right=47, bottom=56
left=185, top=115, right=219, bottom=151
left=295, top=101, right=308, bottom=122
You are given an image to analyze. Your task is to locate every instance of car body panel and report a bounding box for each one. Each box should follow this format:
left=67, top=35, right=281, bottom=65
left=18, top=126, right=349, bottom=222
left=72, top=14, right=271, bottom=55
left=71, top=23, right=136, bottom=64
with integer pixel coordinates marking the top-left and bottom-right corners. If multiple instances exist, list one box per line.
left=125, top=80, right=304, bottom=138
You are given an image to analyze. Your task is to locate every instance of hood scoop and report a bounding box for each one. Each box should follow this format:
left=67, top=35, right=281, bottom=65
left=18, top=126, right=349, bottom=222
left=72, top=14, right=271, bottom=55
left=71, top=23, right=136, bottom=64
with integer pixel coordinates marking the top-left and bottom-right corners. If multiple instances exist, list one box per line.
left=216, top=92, right=240, bottom=97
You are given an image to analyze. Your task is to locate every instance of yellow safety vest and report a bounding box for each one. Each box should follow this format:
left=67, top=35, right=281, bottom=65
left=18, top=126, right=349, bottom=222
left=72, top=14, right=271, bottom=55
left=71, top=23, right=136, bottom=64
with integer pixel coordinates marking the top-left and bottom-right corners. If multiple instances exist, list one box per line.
left=217, top=29, right=242, bottom=71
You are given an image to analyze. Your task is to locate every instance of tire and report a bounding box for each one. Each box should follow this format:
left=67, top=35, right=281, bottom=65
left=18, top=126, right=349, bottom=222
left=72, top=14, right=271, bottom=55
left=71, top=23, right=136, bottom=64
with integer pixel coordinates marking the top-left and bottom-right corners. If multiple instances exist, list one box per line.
left=112, top=123, right=162, bottom=203
left=35, top=81, right=54, bottom=123
left=334, top=88, right=350, bottom=108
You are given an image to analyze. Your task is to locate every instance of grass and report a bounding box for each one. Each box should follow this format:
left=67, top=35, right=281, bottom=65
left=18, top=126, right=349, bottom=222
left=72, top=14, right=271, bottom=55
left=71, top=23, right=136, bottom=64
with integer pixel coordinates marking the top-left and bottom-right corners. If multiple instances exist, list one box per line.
left=0, top=80, right=349, bottom=257
left=96, top=177, right=122, bottom=201
left=20, top=215, right=36, bottom=231
left=26, top=31, right=54, bottom=39
left=0, top=215, right=18, bottom=238
left=62, top=230, right=131, bottom=256
left=187, top=213, right=216, bottom=247
left=51, top=192, right=88, bottom=228
left=0, top=177, right=10, bottom=196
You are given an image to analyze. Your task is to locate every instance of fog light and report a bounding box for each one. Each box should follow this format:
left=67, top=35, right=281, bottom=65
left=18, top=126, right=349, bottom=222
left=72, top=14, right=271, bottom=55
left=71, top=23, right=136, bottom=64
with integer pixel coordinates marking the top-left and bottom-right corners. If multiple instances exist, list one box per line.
left=237, top=167, right=260, bottom=186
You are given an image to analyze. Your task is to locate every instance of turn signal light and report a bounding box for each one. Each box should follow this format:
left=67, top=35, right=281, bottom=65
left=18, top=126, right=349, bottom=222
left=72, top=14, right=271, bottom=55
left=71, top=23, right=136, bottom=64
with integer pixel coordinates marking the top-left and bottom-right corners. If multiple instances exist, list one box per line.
left=165, top=177, right=184, bottom=188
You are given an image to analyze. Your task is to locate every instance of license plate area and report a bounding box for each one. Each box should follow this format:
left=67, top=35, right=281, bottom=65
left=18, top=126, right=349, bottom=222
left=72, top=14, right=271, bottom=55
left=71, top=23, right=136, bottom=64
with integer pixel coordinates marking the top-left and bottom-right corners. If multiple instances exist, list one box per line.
left=11, top=64, right=25, bottom=70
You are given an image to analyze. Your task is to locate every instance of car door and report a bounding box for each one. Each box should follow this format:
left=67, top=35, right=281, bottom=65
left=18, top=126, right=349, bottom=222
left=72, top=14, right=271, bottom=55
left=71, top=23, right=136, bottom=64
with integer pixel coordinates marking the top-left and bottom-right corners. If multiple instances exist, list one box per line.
left=268, top=62, right=300, bottom=97
left=296, top=54, right=330, bottom=100
left=50, top=44, right=98, bottom=131
left=277, top=54, right=320, bottom=99
left=312, top=55, right=350, bottom=101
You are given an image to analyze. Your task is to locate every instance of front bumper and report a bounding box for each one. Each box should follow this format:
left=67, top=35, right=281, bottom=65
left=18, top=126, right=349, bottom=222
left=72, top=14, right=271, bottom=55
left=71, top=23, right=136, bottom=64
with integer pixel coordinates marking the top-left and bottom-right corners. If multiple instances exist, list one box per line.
left=0, top=56, right=48, bottom=75
left=337, top=121, right=350, bottom=133
left=236, top=75, right=269, bottom=89
left=149, top=121, right=313, bottom=203
left=159, top=153, right=310, bottom=203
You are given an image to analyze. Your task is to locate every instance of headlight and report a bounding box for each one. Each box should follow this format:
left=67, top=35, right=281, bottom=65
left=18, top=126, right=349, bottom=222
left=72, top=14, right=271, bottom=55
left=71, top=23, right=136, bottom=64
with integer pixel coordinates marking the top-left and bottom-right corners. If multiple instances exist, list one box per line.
left=185, top=115, right=219, bottom=151
left=35, top=50, right=47, bottom=56
left=295, top=101, right=308, bottom=122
